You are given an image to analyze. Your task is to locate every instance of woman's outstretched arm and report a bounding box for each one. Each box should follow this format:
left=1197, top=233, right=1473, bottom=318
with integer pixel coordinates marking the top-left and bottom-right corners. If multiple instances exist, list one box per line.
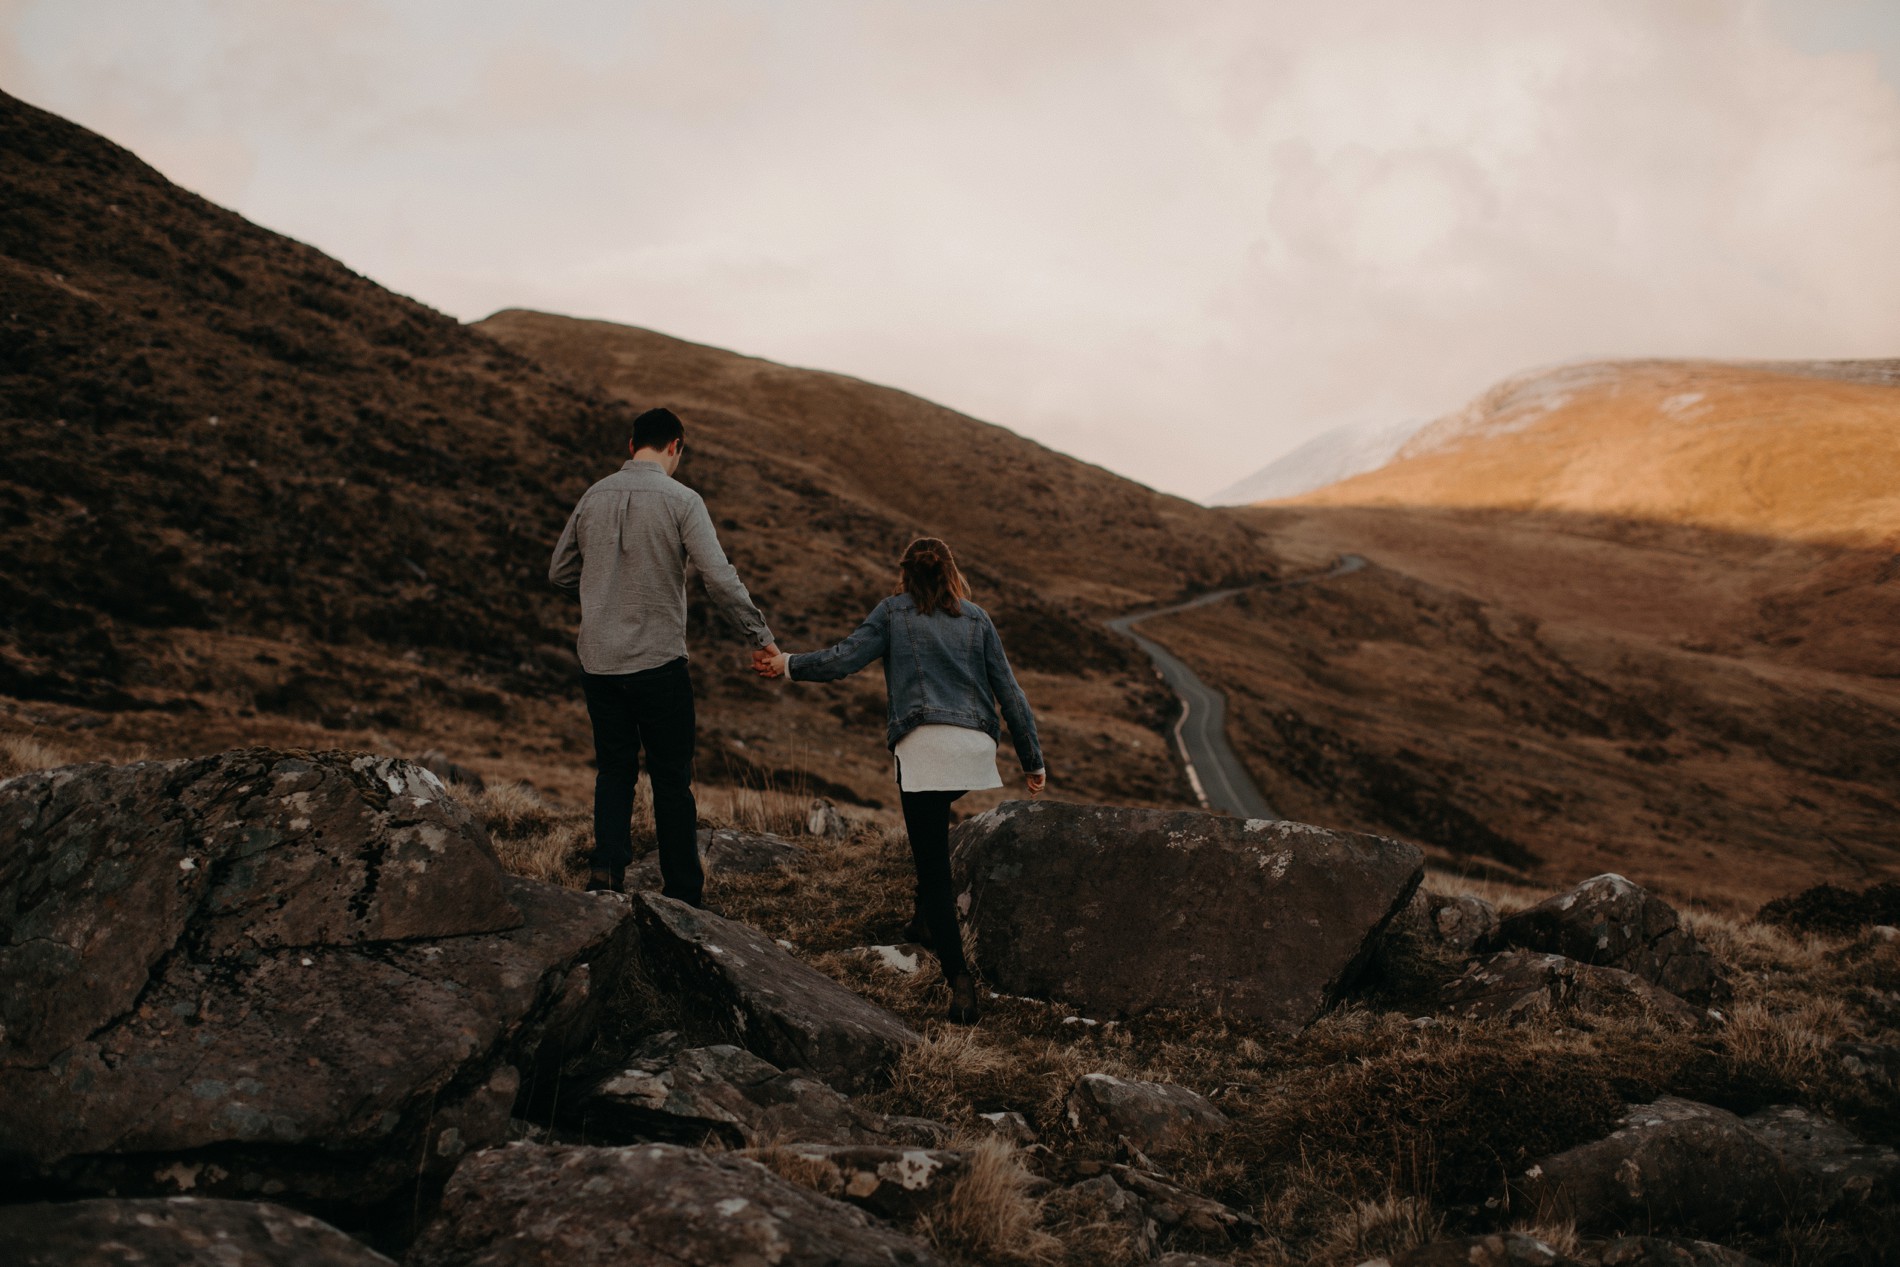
left=785, top=601, right=892, bottom=682
left=982, top=615, right=1045, bottom=776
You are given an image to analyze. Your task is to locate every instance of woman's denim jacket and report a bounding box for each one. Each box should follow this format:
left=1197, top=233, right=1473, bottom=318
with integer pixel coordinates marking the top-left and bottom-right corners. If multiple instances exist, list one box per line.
left=788, top=595, right=1044, bottom=773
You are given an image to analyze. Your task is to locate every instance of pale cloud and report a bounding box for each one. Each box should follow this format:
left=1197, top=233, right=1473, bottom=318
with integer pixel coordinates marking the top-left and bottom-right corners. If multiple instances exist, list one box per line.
left=7, top=0, right=1900, bottom=500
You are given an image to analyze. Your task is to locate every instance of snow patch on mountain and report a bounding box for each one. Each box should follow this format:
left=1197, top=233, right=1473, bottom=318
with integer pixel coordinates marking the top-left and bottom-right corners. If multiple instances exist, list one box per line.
left=1212, top=418, right=1427, bottom=505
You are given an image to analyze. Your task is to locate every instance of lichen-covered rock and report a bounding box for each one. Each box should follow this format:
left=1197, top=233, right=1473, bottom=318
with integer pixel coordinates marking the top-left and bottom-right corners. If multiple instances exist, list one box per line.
left=627, top=827, right=805, bottom=892
left=0, top=1196, right=396, bottom=1267
left=1742, top=1104, right=1899, bottom=1215
left=1522, top=1098, right=1789, bottom=1236
left=632, top=894, right=918, bottom=1091
left=761, top=1144, right=967, bottom=1219
left=568, top=1032, right=901, bottom=1148
left=1433, top=950, right=1705, bottom=1027
left=1491, top=874, right=1728, bottom=1004
left=951, top=801, right=1421, bottom=1030
left=1066, top=1073, right=1227, bottom=1154
left=1392, top=888, right=1501, bottom=958
left=0, top=749, right=634, bottom=1210
left=407, top=1143, right=946, bottom=1267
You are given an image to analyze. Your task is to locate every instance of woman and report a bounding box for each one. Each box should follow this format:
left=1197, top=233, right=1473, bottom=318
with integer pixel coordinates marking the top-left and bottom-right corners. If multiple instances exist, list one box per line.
left=760, top=537, right=1046, bottom=1024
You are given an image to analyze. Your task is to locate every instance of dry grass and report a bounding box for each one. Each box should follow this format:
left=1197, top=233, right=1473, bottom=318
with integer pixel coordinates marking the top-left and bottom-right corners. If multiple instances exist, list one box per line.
left=0, top=732, right=73, bottom=779
left=464, top=804, right=1900, bottom=1263
left=918, top=1136, right=1062, bottom=1265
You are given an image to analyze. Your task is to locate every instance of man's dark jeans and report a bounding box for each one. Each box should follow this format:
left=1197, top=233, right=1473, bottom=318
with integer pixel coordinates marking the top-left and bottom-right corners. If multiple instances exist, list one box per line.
left=582, top=657, right=700, bottom=905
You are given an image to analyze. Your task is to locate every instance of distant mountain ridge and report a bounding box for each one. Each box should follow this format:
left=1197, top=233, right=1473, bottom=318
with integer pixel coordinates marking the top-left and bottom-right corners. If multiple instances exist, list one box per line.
left=1280, top=357, right=1900, bottom=547
left=1213, top=417, right=1425, bottom=505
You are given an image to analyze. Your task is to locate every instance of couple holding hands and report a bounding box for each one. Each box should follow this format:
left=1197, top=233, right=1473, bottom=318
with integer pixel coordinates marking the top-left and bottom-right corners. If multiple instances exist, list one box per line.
left=551, top=407, right=1045, bottom=1023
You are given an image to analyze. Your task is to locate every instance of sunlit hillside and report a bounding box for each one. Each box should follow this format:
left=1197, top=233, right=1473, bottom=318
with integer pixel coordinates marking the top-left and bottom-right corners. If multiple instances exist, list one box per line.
left=1290, top=359, right=1900, bottom=547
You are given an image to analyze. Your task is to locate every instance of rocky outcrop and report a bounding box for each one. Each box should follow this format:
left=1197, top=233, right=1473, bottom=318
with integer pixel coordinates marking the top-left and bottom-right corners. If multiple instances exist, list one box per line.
left=1066, top=1073, right=1228, bottom=1154
left=0, top=1196, right=396, bottom=1266
left=632, top=894, right=919, bottom=1091
left=760, top=1144, right=967, bottom=1219
left=951, top=802, right=1421, bottom=1029
left=407, top=1143, right=947, bottom=1266
left=1391, top=888, right=1501, bottom=959
left=1742, top=1104, right=1899, bottom=1214
left=0, top=750, right=634, bottom=1209
left=1490, top=874, right=1728, bottom=1004
left=1522, top=1097, right=1786, bottom=1235
left=627, top=827, right=805, bottom=892
left=1522, top=1096, right=1895, bottom=1236
left=567, top=1032, right=915, bottom=1148
left=1110, top=1164, right=1260, bottom=1250
left=1433, top=950, right=1706, bottom=1027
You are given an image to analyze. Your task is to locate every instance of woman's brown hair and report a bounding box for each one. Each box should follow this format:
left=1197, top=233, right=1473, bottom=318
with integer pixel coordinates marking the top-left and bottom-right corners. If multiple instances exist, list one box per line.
left=896, top=537, right=971, bottom=617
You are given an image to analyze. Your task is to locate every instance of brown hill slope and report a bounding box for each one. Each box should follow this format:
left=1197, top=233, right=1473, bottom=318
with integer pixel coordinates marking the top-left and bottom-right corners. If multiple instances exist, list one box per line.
left=0, top=89, right=1257, bottom=813
left=1136, top=358, right=1900, bottom=906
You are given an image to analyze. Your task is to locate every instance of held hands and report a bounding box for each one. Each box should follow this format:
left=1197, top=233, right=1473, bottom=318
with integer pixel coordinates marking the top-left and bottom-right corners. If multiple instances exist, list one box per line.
left=752, top=644, right=791, bottom=679
left=1026, top=771, right=1047, bottom=798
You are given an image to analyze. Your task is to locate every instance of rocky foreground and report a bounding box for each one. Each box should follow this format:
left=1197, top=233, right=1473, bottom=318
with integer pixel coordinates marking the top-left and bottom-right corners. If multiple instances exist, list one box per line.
left=2, top=748, right=1895, bottom=1266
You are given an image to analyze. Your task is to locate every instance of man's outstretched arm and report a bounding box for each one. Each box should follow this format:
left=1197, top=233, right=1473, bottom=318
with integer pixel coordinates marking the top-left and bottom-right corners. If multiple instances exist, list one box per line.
left=680, top=494, right=774, bottom=649
left=548, top=506, right=583, bottom=591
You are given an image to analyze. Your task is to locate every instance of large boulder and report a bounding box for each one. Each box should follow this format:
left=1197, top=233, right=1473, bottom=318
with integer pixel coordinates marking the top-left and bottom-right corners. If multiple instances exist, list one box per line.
left=0, top=750, right=634, bottom=1209
left=1066, top=1073, right=1228, bottom=1155
left=1432, top=950, right=1706, bottom=1027
left=567, top=1032, right=903, bottom=1148
left=407, top=1142, right=947, bottom=1266
left=633, top=894, right=919, bottom=1090
left=950, top=802, right=1422, bottom=1029
left=1741, top=1104, right=1899, bottom=1215
left=1491, top=874, right=1728, bottom=1004
left=1522, top=1098, right=1788, bottom=1236
left=0, top=1197, right=395, bottom=1266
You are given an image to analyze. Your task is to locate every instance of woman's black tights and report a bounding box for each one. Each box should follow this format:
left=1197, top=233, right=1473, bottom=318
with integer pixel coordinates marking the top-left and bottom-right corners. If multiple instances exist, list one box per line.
left=900, top=790, right=969, bottom=981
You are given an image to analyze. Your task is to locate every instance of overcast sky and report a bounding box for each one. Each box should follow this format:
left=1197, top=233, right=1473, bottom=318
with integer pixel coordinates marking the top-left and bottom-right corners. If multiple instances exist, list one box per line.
left=6, top=1, right=1900, bottom=501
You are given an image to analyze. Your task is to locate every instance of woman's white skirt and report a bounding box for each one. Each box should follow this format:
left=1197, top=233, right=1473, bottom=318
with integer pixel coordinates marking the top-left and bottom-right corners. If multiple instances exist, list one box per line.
left=894, top=724, right=1003, bottom=792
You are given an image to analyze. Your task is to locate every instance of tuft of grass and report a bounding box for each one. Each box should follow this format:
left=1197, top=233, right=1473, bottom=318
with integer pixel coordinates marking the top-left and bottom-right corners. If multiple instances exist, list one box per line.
left=0, top=732, right=74, bottom=780
left=1314, top=1192, right=1444, bottom=1264
left=463, top=781, right=593, bottom=886
left=917, top=1136, right=1061, bottom=1266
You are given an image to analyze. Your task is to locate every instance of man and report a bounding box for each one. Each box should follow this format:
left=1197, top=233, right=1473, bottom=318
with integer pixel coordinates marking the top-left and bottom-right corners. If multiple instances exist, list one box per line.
left=549, top=407, right=778, bottom=901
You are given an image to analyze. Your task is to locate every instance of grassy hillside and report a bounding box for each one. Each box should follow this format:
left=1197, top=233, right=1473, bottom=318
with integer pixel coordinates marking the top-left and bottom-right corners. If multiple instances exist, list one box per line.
left=0, top=89, right=1260, bottom=815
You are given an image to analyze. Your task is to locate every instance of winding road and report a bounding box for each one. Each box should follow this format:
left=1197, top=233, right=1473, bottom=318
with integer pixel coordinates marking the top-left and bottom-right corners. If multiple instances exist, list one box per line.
left=1108, top=554, right=1367, bottom=820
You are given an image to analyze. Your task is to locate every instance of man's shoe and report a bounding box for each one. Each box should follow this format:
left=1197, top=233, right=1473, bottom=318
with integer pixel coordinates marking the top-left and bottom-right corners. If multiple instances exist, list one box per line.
left=902, top=911, right=930, bottom=945
left=947, top=973, right=981, bottom=1025
left=585, top=868, right=626, bottom=894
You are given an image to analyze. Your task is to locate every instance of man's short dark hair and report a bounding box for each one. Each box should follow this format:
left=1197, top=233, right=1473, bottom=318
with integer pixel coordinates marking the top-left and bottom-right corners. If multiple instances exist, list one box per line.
left=631, top=407, right=685, bottom=452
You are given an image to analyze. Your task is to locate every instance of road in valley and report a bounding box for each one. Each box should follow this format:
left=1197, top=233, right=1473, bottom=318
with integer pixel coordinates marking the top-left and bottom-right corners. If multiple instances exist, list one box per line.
left=1107, top=555, right=1367, bottom=820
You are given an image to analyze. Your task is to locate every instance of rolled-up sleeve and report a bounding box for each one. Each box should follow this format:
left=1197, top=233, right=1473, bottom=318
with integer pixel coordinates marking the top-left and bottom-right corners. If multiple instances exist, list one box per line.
left=680, top=493, right=774, bottom=648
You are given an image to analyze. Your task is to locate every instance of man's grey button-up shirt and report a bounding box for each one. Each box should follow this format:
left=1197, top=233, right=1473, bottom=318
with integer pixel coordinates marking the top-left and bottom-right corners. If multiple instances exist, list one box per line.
left=549, top=460, right=773, bottom=675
